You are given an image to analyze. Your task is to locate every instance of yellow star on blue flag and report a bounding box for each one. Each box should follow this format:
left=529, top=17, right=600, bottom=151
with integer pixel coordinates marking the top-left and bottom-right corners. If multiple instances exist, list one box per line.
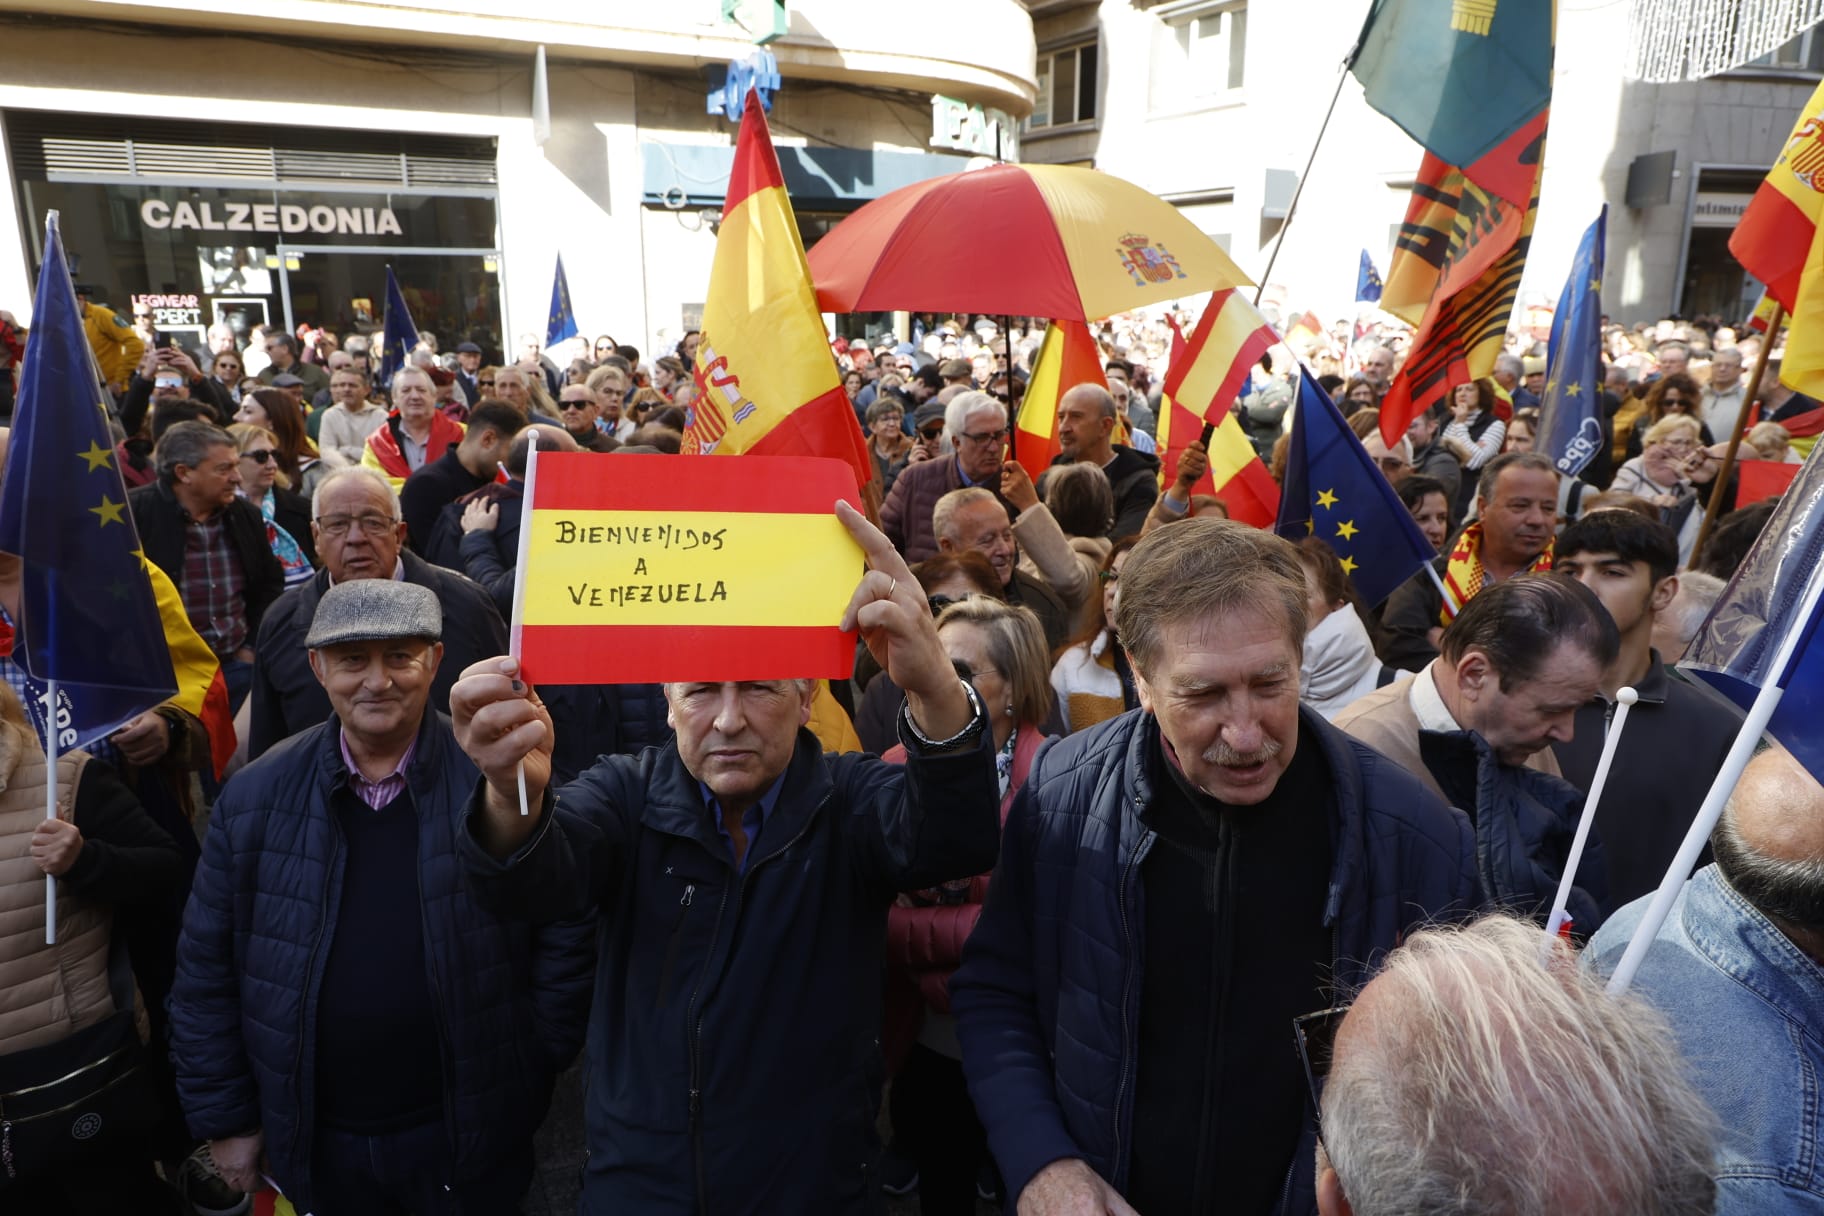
left=78, top=441, right=113, bottom=472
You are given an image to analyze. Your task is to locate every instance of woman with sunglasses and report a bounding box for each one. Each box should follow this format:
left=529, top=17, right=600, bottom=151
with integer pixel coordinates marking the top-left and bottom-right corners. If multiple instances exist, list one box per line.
left=1611, top=413, right=1717, bottom=564
left=1625, top=372, right=1710, bottom=460
left=881, top=596, right=1054, bottom=1214
left=235, top=388, right=328, bottom=497
left=210, top=350, right=246, bottom=403
left=230, top=423, right=316, bottom=586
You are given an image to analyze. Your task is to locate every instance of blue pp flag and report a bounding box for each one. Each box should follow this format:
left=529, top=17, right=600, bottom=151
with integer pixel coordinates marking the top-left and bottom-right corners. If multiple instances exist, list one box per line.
left=1275, top=367, right=1436, bottom=607
left=0, top=213, right=176, bottom=753
left=1681, top=448, right=1824, bottom=786
left=378, top=265, right=419, bottom=388
left=547, top=253, right=579, bottom=347
left=1356, top=250, right=1384, bottom=304
left=1537, top=208, right=1608, bottom=478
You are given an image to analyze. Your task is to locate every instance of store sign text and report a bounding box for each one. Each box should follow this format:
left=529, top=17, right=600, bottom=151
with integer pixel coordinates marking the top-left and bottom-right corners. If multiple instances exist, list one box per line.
left=139, top=199, right=404, bottom=236
left=131, top=293, right=202, bottom=326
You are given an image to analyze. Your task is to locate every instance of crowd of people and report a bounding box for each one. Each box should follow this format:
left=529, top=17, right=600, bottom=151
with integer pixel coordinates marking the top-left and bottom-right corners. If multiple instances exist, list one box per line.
left=0, top=286, right=1817, bottom=1216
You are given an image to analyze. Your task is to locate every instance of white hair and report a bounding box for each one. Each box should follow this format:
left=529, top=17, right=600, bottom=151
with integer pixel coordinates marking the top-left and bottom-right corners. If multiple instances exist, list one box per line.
left=932, top=487, right=1001, bottom=546
left=943, top=390, right=1005, bottom=439
left=1660, top=571, right=1724, bottom=657
left=1322, top=915, right=1716, bottom=1216
left=310, top=464, right=402, bottom=521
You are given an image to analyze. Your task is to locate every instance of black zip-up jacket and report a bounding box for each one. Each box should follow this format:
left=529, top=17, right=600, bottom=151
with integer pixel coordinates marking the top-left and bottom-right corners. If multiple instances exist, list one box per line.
left=457, top=709, right=1000, bottom=1215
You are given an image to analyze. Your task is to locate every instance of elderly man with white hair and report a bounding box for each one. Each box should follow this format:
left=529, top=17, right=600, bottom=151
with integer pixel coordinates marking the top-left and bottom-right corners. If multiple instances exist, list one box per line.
left=880, top=389, right=1017, bottom=561
left=1316, top=914, right=1717, bottom=1216
left=246, top=465, right=506, bottom=757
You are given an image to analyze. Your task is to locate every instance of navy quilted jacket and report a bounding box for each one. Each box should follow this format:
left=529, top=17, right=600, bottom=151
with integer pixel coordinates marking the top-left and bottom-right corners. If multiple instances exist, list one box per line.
left=457, top=717, right=1001, bottom=1215
left=950, top=707, right=1480, bottom=1214
left=168, top=712, right=595, bottom=1213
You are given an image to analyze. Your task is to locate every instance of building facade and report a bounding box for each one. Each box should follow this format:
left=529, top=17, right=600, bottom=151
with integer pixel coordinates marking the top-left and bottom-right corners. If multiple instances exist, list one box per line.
left=1018, top=0, right=1823, bottom=326
left=0, top=0, right=1036, bottom=360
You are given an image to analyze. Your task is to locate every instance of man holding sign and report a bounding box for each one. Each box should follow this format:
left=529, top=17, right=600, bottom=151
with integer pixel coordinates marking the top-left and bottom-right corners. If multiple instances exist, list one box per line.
left=450, top=499, right=999, bottom=1214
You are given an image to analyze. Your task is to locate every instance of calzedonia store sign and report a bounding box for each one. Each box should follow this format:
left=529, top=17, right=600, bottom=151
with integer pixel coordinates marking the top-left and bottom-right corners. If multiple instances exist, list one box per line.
left=139, top=197, right=405, bottom=237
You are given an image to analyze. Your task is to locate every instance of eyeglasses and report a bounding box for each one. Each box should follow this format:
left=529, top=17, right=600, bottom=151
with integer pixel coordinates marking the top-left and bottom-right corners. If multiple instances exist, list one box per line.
left=478, top=379, right=496, bottom=388
left=927, top=593, right=974, bottom=616
left=558, top=401, right=593, bottom=411
left=1097, top=569, right=1120, bottom=584
left=919, top=426, right=945, bottom=441
left=1660, top=395, right=1684, bottom=406
left=241, top=449, right=277, bottom=465
left=958, top=427, right=1010, bottom=446
left=1378, top=456, right=1411, bottom=472
left=1293, top=1005, right=1349, bottom=1139
left=315, top=513, right=396, bottom=538
left=1657, top=437, right=1699, bottom=452
left=951, top=658, right=1002, bottom=683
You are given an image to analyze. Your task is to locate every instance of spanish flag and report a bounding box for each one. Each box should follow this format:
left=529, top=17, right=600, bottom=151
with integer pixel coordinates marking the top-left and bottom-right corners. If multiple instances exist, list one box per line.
left=684, top=92, right=872, bottom=489
left=1164, top=289, right=1278, bottom=425
left=1731, top=78, right=1824, bottom=399
left=1013, top=319, right=1105, bottom=482
left=145, top=559, right=235, bottom=778
left=1156, top=314, right=1280, bottom=529
left=517, top=453, right=864, bottom=685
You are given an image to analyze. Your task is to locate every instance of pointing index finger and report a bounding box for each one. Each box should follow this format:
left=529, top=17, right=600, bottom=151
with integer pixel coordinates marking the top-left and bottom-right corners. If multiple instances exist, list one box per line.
left=835, top=499, right=913, bottom=584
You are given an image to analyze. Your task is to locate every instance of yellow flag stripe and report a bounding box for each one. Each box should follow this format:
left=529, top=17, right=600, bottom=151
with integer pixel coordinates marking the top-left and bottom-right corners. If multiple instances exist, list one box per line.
left=1017, top=324, right=1066, bottom=439
left=523, top=509, right=859, bottom=627
left=1206, top=412, right=1259, bottom=483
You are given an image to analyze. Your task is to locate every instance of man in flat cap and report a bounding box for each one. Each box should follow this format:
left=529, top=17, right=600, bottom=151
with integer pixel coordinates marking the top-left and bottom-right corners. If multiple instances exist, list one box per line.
left=169, top=579, right=593, bottom=1214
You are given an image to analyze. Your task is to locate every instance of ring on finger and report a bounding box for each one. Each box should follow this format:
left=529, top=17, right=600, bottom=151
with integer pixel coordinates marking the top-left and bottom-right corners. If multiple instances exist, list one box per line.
left=887, top=577, right=898, bottom=599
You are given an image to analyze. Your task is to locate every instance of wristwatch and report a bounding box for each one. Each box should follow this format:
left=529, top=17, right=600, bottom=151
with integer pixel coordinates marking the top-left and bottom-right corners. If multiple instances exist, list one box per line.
left=900, top=678, right=986, bottom=751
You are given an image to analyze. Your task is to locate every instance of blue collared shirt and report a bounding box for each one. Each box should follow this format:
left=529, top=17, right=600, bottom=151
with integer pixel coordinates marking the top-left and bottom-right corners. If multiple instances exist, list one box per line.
left=955, top=454, right=985, bottom=488
left=701, top=772, right=788, bottom=873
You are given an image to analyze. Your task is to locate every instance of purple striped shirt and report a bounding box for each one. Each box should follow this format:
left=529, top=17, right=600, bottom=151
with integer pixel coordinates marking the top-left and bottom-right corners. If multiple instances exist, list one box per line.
left=339, top=728, right=417, bottom=810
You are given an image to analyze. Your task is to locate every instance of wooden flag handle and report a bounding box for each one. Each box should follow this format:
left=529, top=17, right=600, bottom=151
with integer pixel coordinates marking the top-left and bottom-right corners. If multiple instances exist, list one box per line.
left=1689, top=302, right=1784, bottom=568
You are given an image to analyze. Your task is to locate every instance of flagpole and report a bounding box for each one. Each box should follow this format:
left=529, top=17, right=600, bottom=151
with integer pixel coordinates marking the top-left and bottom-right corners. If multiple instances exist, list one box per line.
left=44, top=678, right=58, bottom=946
left=1253, top=55, right=1354, bottom=307
left=1689, top=302, right=1785, bottom=568
left=1541, top=687, right=1635, bottom=956
left=1608, top=553, right=1824, bottom=994
left=506, top=436, right=540, bottom=816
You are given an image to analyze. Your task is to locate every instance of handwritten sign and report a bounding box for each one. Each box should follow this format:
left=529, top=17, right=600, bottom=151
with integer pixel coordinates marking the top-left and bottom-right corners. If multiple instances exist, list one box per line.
left=518, top=454, right=864, bottom=684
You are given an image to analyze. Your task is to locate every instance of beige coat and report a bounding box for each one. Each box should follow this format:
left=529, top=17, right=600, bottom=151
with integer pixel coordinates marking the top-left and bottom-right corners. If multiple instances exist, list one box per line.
left=1333, top=673, right=1561, bottom=805
left=0, top=732, right=117, bottom=1055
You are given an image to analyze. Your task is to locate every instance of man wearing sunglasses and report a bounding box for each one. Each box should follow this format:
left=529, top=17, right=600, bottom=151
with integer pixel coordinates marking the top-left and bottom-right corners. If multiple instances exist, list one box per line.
left=952, top=520, right=1477, bottom=1216
left=881, top=390, right=1019, bottom=562
left=554, top=384, right=619, bottom=454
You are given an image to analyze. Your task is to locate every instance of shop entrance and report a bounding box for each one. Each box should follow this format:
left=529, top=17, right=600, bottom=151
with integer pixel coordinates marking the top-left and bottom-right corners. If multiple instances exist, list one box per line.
left=276, top=247, right=503, bottom=361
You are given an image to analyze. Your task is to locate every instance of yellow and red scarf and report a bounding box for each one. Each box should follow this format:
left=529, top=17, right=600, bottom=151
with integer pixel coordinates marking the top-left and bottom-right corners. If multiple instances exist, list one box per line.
left=1439, top=521, right=1553, bottom=625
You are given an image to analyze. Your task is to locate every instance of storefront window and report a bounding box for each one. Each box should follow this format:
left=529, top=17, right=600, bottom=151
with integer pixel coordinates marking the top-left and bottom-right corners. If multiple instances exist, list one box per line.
left=18, top=180, right=504, bottom=359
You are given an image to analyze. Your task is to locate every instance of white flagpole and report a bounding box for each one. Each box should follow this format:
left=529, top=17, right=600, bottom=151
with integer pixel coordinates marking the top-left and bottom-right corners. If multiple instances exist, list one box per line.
left=1608, top=556, right=1824, bottom=993
left=506, top=436, right=540, bottom=816
left=1541, top=687, right=1636, bottom=958
left=44, top=678, right=58, bottom=945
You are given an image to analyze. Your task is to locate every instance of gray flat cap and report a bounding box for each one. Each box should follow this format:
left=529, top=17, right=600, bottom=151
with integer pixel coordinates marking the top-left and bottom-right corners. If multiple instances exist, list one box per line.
left=305, top=579, right=442, bottom=648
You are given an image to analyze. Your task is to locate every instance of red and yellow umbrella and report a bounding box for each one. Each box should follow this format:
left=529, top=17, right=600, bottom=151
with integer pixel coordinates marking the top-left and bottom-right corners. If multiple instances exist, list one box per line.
left=807, top=162, right=1251, bottom=322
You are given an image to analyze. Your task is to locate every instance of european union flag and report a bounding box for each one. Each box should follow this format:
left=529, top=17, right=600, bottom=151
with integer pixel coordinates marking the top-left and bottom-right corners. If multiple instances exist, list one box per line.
left=1275, top=367, right=1436, bottom=607
left=547, top=253, right=579, bottom=347
left=378, top=265, right=419, bottom=389
left=1356, top=250, right=1384, bottom=304
left=1351, top=0, right=1553, bottom=173
left=1537, top=208, right=1607, bottom=478
left=0, top=213, right=175, bottom=753
left=1682, top=447, right=1824, bottom=786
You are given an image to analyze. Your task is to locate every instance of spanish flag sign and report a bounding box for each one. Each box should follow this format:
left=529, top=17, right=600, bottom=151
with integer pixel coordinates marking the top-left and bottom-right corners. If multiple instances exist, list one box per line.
left=515, top=453, right=865, bottom=684
left=683, top=91, right=873, bottom=489
left=1013, top=319, right=1104, bottom=482
left=1156, top=312, right=1279, bottom=529
left=1732, top=78, right=1824, bottom=399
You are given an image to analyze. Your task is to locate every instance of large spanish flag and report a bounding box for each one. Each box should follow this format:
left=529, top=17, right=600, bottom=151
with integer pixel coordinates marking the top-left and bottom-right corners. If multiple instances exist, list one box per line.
left=1731, top=78, right=1824, bottom=399
left=1013, top=319, right=1105, bottom=482
left=683, top=92, right=872, bottom=488
left=1156, top=314, right=1280, bottom=529
left=517, top=453, right=864, bottom=684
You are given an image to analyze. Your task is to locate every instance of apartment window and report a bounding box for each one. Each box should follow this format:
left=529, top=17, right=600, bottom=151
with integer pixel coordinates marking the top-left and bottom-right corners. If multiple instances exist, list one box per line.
left=1149, top=1, right=1247, bottom=111
left=1031, top=41, right=1099, bottom=129
left=1744, top=28, right=1824, bottom=73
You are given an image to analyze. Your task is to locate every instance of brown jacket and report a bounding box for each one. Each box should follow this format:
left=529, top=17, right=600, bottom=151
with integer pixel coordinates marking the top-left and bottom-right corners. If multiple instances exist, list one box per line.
left=1334, top=670, right=1561, bottom=805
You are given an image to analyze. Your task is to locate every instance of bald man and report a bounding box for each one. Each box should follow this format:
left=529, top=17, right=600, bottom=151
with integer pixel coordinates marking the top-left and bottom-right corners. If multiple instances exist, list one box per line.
left=1044, top=383, right=1161, bottom=539
left=1588, top=746, right=1824, bottom=1216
